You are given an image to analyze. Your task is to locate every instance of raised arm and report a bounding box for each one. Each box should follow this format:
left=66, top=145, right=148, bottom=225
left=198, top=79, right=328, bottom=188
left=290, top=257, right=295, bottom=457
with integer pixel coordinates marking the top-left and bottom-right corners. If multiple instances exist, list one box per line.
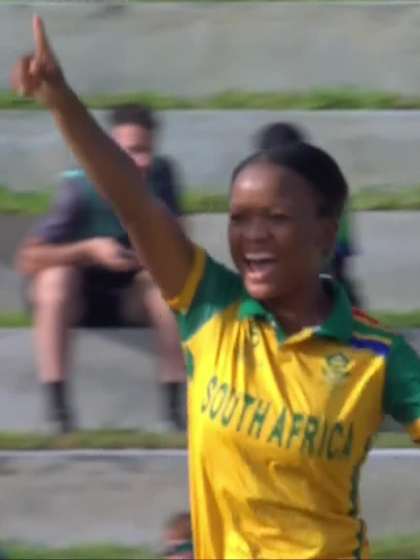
left=11, top=16, right=194, bottom=298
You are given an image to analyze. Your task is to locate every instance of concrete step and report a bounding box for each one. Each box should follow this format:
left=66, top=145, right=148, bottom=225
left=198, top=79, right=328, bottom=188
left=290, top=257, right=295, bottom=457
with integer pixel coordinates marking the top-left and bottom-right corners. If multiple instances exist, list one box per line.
left=0, top=325, right=418, bottom=432
left=1, top=449, right=419, bottom=547
left=2, top=213, right=420, bottom=311
left=0, top=328, right=173, bottom=431
left=0, top=451, right=189, bottom=548
left=1, top=2, right=419, bottom=96
left=4, top=110, right=420, bottom=192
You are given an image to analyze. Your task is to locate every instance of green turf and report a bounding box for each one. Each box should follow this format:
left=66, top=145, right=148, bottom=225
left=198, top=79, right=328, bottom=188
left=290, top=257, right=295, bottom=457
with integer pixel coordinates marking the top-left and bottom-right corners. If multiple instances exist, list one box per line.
left=371, top=534, right=420, bottom=558
left=4, top=184, right=420, bottom=216
left=371, top=310, right=420, bottom=330
left=2, top=543, right=156, bottom=560
left=351, top=184, right=420, bottom=211
left=3, top=87, right=420, bottom=111
left=0, top=186, right=52, bottom=215
left=0, top=429, right=187, bottom=450
left=0, top=185, right=230, bottom=216
left=1, top=533, right=420, bottom=559
left=0, top=429, right=413, bottom=450
left=182, top=191, right=229, bottom=214
left=373, top=432, right=414, bottom=449
left=0, top=312, right=31, bottom=328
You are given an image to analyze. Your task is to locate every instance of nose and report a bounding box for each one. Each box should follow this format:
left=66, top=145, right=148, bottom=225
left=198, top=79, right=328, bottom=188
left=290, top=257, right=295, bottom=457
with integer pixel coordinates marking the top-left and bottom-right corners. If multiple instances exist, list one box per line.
left=243, top=216, right=269, bottom=241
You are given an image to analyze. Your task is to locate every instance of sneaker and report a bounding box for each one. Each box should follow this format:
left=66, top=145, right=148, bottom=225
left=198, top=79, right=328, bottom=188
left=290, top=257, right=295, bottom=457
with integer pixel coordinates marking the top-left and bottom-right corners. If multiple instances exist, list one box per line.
left=48, top=404, right=76, bottom=435
left=154, top=415, right=186, bottom=434
left=169, top=409, right=186, bottom=432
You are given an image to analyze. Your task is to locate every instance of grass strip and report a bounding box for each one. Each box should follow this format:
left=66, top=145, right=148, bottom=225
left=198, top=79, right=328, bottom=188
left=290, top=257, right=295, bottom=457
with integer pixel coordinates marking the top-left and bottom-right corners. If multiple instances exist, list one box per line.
left=4, top=88, right=420, bottom=111
left=0, top=429, right=187, bottom=450
left=4, top=184, right=420, bottom=216
left=0, top=429, right=413, bottom=450
left=1, top=543, right=155, bottom=560
left=372, top=533, right=420, bottom=559
left=1, top=533, right=420, bottom=559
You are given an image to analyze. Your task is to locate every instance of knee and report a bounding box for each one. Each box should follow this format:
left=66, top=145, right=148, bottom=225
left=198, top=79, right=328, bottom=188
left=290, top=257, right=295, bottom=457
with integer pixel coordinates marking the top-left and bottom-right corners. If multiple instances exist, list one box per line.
left=32, top=266, right=81, bottom=308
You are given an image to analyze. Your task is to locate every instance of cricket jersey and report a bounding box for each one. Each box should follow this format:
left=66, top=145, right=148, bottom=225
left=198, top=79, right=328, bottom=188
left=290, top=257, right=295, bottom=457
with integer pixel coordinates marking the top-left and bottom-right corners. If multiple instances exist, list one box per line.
left=168, top=246, right=420, bottom=560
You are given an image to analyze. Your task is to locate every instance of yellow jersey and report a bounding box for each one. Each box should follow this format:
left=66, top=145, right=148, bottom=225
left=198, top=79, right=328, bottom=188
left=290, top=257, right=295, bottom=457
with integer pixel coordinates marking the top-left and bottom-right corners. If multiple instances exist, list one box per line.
left=168, top=246, right=420, bottom=560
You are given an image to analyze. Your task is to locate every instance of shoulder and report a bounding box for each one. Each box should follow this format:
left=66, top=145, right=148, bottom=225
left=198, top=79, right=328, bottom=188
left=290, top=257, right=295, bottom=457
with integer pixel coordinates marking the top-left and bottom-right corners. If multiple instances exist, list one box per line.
left=168, top=247, right=243, bottom=342
left=153, top=154, right=174, bottom=169
left=60, top=168, right=86, bottom=180
left=58, top=169, right=90, bottom=195
left=60, top=168, right=88, bottom=185
left=151, top=155, right=180, bottom=178
left=350, top=308, right=398, bottom=357
left=351, top=308, right=420, bottom=370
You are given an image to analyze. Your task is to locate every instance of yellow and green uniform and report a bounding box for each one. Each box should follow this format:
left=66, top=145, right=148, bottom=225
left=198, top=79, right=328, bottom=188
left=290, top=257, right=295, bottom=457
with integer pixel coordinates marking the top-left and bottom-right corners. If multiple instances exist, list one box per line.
left=168, top=246, right=420, bottom=560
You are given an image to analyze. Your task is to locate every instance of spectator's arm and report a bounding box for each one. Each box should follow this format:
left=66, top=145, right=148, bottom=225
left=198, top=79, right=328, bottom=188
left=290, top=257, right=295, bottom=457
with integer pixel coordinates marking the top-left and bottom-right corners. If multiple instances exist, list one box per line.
left=15, top=236, right=94, bottom=276
left=15, top=179, right=90, bottom=275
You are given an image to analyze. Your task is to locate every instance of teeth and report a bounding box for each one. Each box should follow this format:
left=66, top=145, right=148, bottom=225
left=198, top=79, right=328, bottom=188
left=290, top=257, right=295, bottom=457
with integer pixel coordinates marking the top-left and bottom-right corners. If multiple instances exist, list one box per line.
left=246, top=259, right=275, bottom=274
left=245, top=254, right=275, bottom=261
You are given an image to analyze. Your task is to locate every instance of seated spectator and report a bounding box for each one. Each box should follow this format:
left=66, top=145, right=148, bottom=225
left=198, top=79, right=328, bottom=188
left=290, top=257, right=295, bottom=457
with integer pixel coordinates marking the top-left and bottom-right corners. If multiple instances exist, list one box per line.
left=15, top=104, right=186, bottom=434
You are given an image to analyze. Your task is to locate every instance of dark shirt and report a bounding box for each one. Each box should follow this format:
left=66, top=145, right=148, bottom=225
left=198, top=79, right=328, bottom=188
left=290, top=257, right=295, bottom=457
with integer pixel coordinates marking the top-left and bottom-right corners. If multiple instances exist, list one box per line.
left=33, top=156, right=182, bottom=245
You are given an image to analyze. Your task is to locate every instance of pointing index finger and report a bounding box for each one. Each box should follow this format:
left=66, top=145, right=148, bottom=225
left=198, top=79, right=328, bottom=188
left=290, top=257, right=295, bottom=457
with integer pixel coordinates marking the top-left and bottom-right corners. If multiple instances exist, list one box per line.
left=32, top=14, right=53, bottom=60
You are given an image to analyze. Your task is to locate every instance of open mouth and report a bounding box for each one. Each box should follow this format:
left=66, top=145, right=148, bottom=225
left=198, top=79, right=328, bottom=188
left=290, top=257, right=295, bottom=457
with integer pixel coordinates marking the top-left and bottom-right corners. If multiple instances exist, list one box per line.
left=244, top=254, right=277, bottom=279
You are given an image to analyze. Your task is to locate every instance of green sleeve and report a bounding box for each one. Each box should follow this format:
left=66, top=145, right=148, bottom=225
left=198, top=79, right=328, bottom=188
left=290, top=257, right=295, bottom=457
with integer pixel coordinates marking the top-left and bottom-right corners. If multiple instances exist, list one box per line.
left=176, top=252, right=242, bottom=343
left=384, top=336, right=420, bottom=424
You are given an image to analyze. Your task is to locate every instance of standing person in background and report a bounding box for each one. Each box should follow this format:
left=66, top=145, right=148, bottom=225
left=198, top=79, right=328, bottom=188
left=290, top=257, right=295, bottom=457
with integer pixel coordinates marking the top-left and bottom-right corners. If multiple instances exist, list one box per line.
left=16, top=104, right=186, bottom=433
left=255, top=121, right=362, bottom=306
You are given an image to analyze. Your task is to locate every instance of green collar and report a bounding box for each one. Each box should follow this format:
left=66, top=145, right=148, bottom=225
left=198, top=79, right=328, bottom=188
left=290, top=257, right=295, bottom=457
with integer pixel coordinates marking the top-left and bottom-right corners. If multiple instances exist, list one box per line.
left=238, top=279, right=353, bottom=343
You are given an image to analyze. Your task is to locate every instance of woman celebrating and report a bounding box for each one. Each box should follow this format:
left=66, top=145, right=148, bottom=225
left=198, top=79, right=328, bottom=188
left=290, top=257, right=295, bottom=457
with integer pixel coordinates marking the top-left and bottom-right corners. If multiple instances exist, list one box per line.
left=11, top=17, right=420, bottom=559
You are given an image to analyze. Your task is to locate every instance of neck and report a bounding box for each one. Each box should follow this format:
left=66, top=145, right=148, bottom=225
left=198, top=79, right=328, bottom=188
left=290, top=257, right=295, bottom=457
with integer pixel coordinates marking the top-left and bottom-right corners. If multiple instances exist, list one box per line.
left=265, top=279, right=333, bottom=336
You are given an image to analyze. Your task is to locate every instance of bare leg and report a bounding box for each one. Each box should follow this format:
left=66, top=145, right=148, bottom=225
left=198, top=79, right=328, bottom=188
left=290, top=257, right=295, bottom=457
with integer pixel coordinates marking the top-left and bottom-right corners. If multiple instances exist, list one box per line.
left=121, top=272, right=186, bottom=430
left=31, top=266, right=83, bottom=382
left=30, top=266, right=83, bottom=431
left=143, top=287, right=185, bottom=382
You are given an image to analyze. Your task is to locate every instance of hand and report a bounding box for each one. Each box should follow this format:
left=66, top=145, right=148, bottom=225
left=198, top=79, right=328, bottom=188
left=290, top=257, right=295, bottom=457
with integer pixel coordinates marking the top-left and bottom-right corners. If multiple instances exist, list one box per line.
left=10, top=15, right=67, bottom=108
left=14, top=245, right=40, bottom=276
left=85, top=238, right=140, bottom=272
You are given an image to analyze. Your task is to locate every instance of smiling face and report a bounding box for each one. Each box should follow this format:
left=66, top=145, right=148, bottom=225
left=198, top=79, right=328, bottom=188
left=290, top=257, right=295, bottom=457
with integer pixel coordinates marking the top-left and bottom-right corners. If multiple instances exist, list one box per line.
left=112, top=123, right=154, bottom=172
left=228, top=161, right=337, bottom=304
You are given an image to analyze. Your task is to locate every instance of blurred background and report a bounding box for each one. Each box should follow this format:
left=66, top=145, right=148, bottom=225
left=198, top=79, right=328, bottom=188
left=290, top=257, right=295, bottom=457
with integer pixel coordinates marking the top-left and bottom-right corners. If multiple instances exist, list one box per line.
left=1, top=1, right=420, bottom=558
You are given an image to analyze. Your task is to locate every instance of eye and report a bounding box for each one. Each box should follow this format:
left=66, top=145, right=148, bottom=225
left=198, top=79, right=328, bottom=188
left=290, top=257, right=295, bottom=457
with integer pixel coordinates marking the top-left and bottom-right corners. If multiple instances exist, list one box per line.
left=229, top=212, right=245, bottom=224
left=269, top=213, right=288, bottom=223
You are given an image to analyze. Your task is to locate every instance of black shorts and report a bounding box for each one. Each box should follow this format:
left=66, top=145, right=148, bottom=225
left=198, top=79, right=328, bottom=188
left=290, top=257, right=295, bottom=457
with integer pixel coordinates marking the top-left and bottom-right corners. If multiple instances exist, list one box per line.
left=79, top=267, right=138, bottom=327
left=23, top=267, right=145, bottom=328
